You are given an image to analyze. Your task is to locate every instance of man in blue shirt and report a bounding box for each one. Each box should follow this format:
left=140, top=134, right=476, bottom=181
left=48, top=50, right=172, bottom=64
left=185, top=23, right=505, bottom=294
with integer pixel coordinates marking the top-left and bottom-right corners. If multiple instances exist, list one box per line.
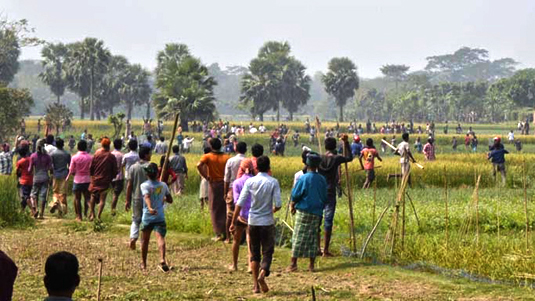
left=488, top=137, right=509, bottom=186
left=351, top=136, right=363, bottom=157
left=233, top=156, right=281, bottom=294
left=288, top=152, right=327, bottom=272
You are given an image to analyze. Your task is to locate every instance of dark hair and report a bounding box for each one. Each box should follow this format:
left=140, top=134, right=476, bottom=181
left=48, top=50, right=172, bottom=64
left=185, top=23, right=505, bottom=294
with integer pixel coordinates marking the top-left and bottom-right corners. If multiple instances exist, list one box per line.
left=113, top=139, right=123, bottom=150
left=147, top=135, right=152, bottom=141
left=366, top=138, right=374, bottom=147
left=402, top=133, right=409, bottom=141
left=146, top=162, right=158, bottom=180
left=19, top=147, right=29, bottom=157
left=172, top=145, right=179, bottom=153
left=324, top=137, right=337, bottom=151
left=251, top=143, right=264, bottom=158
left=236, top=142, right=247, bottom=154
left=203, top=147, right=211, bottom=154
left=55, top=138, right=64, bottom=149
left=46, top=134, right=54, bottom=145
left=128, top=139, right=138, bottom=151
left=77, top=140, right=87, bottom=152
left=256, top=155, right=270, bottom=173
left=209, top=138, right=222, bottom=151
left=159, top=136, right=165, bottom=142
left=139, top=146, right=151, bottom=160
left=44, top=251, right=80, bottom=294
left=301, top=149, right=310, bottom=164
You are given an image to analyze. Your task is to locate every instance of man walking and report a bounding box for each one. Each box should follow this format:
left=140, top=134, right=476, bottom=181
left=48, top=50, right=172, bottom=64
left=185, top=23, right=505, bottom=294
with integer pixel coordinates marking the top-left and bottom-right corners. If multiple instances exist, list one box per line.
left=49, top=138, right=71, bottom=216
left=197, top=138, right=230, bottom=241
left=88, top=138, right=118, bottom=221
left=223, top=141, right=247, bottom=242
left=168, top=145, right=188, bottom=195
left=67, top=140, right=92, bottom=221
left=111, top=139, right=125, bottom=216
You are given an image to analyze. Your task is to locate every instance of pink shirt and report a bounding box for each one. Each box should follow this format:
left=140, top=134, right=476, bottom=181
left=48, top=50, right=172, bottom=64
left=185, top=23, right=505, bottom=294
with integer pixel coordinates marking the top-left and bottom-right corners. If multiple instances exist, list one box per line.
left=68, top=151, right=93, bottom=184
left=111, top=149, right=124, bottom=181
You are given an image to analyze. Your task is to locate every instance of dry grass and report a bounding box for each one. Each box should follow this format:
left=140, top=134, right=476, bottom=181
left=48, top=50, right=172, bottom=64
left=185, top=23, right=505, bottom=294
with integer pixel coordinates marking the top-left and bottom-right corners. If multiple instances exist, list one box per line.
left=2, top=219, right=534, bottom=301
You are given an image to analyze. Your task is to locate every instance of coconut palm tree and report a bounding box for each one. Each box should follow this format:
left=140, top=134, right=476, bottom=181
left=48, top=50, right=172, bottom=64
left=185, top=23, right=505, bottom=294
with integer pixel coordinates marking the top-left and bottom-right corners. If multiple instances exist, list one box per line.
left=40, top=43, right=68, bottom=103
left=322, top=57, right=359, bottom=122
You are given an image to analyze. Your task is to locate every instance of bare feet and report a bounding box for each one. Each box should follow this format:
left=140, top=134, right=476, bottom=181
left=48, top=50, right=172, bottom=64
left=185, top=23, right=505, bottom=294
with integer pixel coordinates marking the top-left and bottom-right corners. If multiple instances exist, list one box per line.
left=258, top=269, right=269, bottom=293
left=285, top=265, right=298, bottom=273
left=129, top=239, right=137, bottom=250
left=308, top=265, right=315, bottom=272
left=253, top=285, right=260, bottom=294
left=228, top=264, right=237, bottom=271
left=322, top=251, right=334, bottom=257
left=75, top=217, right=82, bottom=222
left=88, top=215, right=94, bottom=222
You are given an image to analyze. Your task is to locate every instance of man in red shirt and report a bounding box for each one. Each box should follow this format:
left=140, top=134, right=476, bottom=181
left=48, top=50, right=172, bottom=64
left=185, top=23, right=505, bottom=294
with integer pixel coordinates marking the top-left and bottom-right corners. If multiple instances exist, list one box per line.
left=359, top=138, right=382, bottom=189
left=89, top=137, right=118, bottom=221
left=16, top=146, right=33, bottom=210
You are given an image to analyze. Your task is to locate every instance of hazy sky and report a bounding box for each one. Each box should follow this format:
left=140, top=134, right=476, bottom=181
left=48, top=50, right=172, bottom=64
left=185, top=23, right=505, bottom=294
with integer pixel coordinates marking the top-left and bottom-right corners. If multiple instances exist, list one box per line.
left=3, top=0, right=535, bottom=78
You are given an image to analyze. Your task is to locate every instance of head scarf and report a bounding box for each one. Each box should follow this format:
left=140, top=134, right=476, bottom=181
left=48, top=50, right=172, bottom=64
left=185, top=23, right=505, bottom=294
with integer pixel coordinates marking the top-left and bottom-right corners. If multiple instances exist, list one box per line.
left=237, top=158, right=254, bottom=178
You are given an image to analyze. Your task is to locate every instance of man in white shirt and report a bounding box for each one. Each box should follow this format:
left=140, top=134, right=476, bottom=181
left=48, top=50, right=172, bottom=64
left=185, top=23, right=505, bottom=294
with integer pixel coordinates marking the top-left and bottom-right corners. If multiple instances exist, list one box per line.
left=259, top=124, right=266, bottom=134
left=232, top=156, right=281, bottom=294
left=395, top=133, right=417, bottom=183
left=44, top=135, right=57, bottom=154
left=154, top=137, right=168, bottom=155
left=223, top=142, right=247, bottom=242
left=182, top=136, right=195, bottom=153
left=508, top=130, right=515, bottom=144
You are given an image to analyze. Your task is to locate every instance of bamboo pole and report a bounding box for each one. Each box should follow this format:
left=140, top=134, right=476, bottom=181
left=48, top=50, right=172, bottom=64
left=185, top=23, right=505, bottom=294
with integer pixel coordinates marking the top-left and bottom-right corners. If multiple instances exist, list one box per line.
left=315, top=116, right=322, bottom=154
left=160, top=113, right=180, bottom=182
left=475, top=174, right=481, bottom=245
left=523, top=160, right=529, bottom=252
left=97, top=258, right=103, bottom=301
left=342, top=141, right=357, bottom=253
left=444, top=165, right=449, bottom=250
left=360, top=201, right=392, bottom=259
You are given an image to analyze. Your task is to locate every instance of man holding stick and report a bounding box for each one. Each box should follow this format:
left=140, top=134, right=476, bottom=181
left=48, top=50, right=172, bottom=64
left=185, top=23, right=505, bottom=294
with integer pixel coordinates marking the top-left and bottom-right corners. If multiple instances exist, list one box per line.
left=318, top=135, right=352, bottom=257
left=394, top=133, right=417, bottom=183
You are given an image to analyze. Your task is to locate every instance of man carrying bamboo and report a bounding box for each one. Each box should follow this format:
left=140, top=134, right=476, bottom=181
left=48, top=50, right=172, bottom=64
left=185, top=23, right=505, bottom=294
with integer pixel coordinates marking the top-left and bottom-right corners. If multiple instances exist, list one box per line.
left=395, top=133, right=417, bottom=182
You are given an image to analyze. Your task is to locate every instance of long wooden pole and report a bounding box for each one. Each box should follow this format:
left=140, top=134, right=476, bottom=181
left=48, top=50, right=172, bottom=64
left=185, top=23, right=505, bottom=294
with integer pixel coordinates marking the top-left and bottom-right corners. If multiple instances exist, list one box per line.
left=160, top=113, right=180, bottom=182
left=381, top=139, right=424, bottom=169
left=315, top=116, right=322, bottom=154
left=97, top=258, right=103, bottom=301
left=343, top=141, right=357, bottom=253
left=523, top=159, right=529, bottom=252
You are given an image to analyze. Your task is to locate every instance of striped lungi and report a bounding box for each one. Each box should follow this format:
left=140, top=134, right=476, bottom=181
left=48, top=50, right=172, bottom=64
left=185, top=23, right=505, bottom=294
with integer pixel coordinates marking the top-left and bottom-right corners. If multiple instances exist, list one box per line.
left=292, top=210, right=322, bottom=258
left=208, top=180, right=226, bottom=235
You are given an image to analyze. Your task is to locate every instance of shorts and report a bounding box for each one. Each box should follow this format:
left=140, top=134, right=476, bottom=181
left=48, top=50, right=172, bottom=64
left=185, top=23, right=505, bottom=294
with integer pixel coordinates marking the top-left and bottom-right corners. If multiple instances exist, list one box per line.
left=31, top=182, right=49, bottom=201
left=73, top=182, right=90, bottom=192
left=365, top=169, right=375, bottom=182
left=90, top=188, right=110, bottom=203
left=140, top=221, right=167, bottom=237
left=494, top=163, right=506, bottom=172
left=111, top=180, right=124, bottom=195
left=323, top=193, right=337, bottom=231
left=19, top=184, right=32, bottom=199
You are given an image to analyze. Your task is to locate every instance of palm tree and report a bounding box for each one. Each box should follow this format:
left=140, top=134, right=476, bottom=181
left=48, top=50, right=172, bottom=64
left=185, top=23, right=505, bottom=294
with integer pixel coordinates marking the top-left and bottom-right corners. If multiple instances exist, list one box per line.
left=121, top=64, right=151, bottom=120
left=281, top=58, right=310, bottom=120
left=40, top=43, right=68, bottom=103
left=322, top=57, right=359, bottom=122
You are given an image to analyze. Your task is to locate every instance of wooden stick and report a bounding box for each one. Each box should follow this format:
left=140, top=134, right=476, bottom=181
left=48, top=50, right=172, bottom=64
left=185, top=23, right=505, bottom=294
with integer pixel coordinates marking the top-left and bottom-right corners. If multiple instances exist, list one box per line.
left=315, top=116, right=322, bottom=154
left=281, top=220, right=294, bottom=232
left=279, top=197, right=292, bottom=247
left=381, top=139, right=424, bottom=169
left=405, top=192, right=420, bottom=228
left=475, top=174, right=481, bottom=245
left=160, top=113, right=180, bottom=182
left=523, top=159, right=529, bottom=252
left=311, top=285, right=316, bottom=301
left=97, top=258, right=103, bottom=301
left=444, top=165, right=449, bottom=250
left=343, top=142, right=357, bottom=252
left=360, top=202, right=392, bottom=259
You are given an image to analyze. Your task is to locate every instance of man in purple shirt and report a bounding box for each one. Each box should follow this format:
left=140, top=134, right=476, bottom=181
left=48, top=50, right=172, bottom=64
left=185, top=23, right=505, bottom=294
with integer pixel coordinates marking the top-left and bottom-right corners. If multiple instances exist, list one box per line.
left=228, top=158, right=253, bottom=272
left=29, top=139, right=53, bottom=219
left=67, top=140, right=93, bottom=221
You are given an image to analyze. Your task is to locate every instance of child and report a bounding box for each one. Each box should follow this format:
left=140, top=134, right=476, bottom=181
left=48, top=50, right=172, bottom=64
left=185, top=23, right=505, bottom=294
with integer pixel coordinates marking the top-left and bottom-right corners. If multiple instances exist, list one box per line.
left=359, top=138, right=382, bottom=189
left=287, top=152, right=326, bottom=272
left=414, top=137, right=423, bottom=153
left=140, top=162, right=173, bottom=272
left=199, top=147, right=211, bottom=209
left=515, top=139, right=522, bottom=152
left=471, top=135, right=478, bottom=152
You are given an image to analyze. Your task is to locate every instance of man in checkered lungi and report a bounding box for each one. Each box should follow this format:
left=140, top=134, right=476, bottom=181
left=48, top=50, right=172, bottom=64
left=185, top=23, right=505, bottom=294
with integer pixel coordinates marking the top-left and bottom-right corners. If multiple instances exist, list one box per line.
left=287, top=152, right=327, bottom=272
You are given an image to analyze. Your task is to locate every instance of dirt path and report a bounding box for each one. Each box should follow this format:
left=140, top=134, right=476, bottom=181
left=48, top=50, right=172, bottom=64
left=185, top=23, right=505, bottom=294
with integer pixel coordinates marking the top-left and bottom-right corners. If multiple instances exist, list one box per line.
left=1, top=219, right=532, bottom=300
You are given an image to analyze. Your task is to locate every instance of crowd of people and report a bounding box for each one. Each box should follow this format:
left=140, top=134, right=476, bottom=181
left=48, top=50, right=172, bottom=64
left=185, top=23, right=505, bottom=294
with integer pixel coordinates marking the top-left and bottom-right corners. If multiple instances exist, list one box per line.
left=0, top=117, right=520, bottom=296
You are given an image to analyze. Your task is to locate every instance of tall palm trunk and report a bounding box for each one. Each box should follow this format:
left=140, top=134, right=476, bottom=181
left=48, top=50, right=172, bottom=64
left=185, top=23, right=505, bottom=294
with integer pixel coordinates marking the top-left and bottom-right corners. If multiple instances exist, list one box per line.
left=56, top=94, right=60, bottom=104
left=276, top=101, right=280, bottom=122
left=339, top=103, right=344, bottom=122
left=127, top=102, right=133, bottom=120
left=146, top=102, right=151, bottom=119
left=80, top=97, right=85, bottom=120
left=89, top=69, right=95, bottom=121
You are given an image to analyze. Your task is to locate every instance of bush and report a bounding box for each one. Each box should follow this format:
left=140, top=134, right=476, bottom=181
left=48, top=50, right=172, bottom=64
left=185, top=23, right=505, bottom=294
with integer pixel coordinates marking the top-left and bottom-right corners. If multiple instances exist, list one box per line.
left=0, top=176, right=34, bottom=228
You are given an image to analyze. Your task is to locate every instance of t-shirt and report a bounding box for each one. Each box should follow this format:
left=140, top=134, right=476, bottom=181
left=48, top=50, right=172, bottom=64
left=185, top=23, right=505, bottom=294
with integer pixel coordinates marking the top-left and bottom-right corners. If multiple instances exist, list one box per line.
left=291, top=172, right=328, bottom=217
left=122, top=151, right=140, bottom=179
left=29, top=152, right=52, bottom=184
left=127, top=160, right=150, bottom=200
left=232, top=174, right=252, bottom=220
left=89, top=150, right=118, bottom=191
left=169, top=154, right=188, bottom=174
left=361, top=147, right=378, bottom=170
left=111, top=149, right=124, bottom=181
left=140, top=180, right=170, bottom=224
left=199, top=152, right=229, bottom=182
left=293, top=170, right=304, bottom=187
left=396, top=141, right=410, bottom=163
left=16, top=157, right=33, bottom=185
left=489, top=149, right=509, bottom=164
left=50, top=149, right=71, bottom=179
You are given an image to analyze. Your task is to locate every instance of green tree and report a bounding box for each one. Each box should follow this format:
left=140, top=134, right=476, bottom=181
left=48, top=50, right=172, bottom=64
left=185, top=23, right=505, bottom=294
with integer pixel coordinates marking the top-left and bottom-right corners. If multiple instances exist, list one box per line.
left=380, top=64, right=410, bottom=90
left=506, top=69, right=535, bottom=121
left=45, top=102, right=73, bottom=136
left=280, top=58, right=311, bottom=120
left=64, top=42, right=90, bottom=119
left=121, top=64, right=152, bottom=120
left=322, top=57, right=359, bottom=122
left=39, top=43, right=68, bottom=103
left=0, top=85, right=33, bottom=141
left=153, top=43, right=217, bottom=131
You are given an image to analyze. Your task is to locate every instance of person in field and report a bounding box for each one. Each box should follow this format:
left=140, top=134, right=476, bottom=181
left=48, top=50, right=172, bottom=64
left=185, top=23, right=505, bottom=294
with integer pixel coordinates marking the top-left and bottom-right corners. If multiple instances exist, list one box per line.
left=198, top=147, right=211, bottom=210
left=394, top=133, right=417, bottom=183
left=126, top=145, right=152, bottom=250
left=414, top=137, right=423, bottom=153
left=154, top=136, right=168, bottom=155
left=16, top=146, right=33, bottom=210
left=49, top=138, right=71, bottom=216
left=43, top=251, right=80, bottom=301
left=140, top=162, right=173, bottom=272
left=471, top=135, right=479, bottom=152
left=68, top=136, right=76, bottom=153
left=488, top=137, right=509, bottom=185
left=423, top=138, right=436, bottom=161
left=228, top=158, right=254, bottom=271
left=197, top=138, right=230, bottom=241
left=359, top=138, right=382, bottom=189
left=464, top=134, right=470, bottom=151
left=29, top=139, right=53, bottom=219
left=351, top=136, right=363, bottom=157
left=318, top=135, right=352, bottom=257
left=122, top=139, right=140, bottom=181
left=67, top=140, right=93, bottom=221
left=168, top=145, right=188, bottom=196
left=293, top=148, right=311, bottom=187
left=111, top=139, right=125, bottom=216
left=452, top=137, right=458, bottom=151
left=233, top=156, right=281, bottom=294
left=224, top=141, right=247, bottom=243
left=287, top=152, right=326, bottom=272
left=158, top=155, right=178, bottom=186
left=88, top=137, right=118, bottom=221
left=508, top=130, right=515, bottom=144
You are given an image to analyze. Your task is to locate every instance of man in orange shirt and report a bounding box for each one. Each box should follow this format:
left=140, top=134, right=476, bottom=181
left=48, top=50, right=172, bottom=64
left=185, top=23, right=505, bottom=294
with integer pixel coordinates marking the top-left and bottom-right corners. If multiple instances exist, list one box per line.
left=197, top=138, right=230, bottom=241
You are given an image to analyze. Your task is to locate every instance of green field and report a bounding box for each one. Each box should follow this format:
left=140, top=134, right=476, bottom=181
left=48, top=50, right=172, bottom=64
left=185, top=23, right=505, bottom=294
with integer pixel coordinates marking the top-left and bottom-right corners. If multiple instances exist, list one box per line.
left=2, top=119, right=535, bottom=300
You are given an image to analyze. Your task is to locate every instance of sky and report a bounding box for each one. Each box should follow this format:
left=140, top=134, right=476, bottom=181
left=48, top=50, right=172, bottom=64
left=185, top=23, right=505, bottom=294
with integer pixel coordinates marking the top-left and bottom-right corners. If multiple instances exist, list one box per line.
left=3, top=0, right=535, bottom=78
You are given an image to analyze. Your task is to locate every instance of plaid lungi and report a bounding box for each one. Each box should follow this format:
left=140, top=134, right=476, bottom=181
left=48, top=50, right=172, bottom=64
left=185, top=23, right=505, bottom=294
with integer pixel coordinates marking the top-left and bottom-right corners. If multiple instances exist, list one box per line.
left=292, top=210, right=322, bottom=258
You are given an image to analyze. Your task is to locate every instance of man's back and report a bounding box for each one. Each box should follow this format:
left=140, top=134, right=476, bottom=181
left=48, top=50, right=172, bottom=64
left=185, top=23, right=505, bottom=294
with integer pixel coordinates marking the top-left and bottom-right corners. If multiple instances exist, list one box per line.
left=128, top=161, right=150, bottom=200
left=51, top=149, right=71, bottom=179
left=239, top=173, right=281, bottom=226
left=169, top=154, right=187, bottom=174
